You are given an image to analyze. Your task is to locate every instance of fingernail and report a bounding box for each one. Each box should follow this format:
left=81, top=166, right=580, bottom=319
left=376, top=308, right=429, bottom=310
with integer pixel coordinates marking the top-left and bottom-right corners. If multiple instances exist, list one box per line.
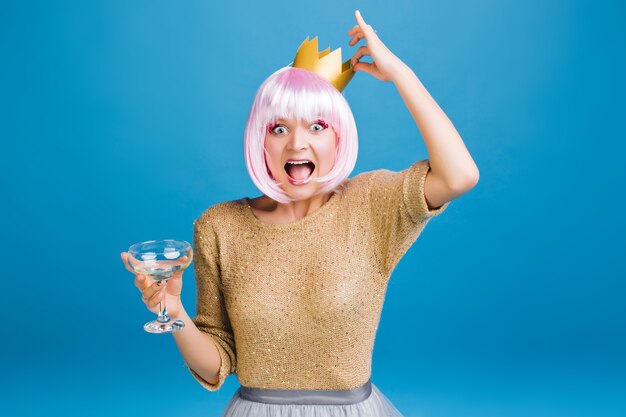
left=138, top=275, right=144, bottom=281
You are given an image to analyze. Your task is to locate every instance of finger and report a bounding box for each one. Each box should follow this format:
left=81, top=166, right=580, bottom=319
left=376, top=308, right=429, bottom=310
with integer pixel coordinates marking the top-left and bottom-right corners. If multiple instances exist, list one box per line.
left=142, top=278, right=162, bottom=298
left=137, top=273, right=160, bottom=293
left=347, top=24, right=360, bottom=36
left=141, top=289, right=153, bottom=303
left=134, top=274, right=147, bottom=291
left=171, top=269, right=184, bottom=280
left=354, top=61, right=374, bottom=75
left=355, top=10, right=366, bottom=27
left=351, top=45, right=371, bottom=67
left=121, top=252, right=138, bottom=275
left=121, top=252, right=132, bottom=273
left=147, top=287, right=165, bottom=308
left=355, top=10, right=375, bottom=37
left=348, top=30, right=366, bottom=47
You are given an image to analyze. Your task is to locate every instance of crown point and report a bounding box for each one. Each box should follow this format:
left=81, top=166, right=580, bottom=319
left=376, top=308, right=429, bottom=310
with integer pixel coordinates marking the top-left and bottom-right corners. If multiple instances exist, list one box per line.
left=291, top=36, right=355, bottom=92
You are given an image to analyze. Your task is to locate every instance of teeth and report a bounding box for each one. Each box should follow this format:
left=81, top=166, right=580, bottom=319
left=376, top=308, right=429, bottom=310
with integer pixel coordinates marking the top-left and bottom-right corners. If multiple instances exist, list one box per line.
left=287, top=161, right=312, bottom=165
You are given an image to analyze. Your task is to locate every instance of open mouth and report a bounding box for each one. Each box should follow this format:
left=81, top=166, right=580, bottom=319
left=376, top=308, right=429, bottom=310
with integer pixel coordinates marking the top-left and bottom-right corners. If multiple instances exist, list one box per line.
left=284, top=160, right=315, bottom=184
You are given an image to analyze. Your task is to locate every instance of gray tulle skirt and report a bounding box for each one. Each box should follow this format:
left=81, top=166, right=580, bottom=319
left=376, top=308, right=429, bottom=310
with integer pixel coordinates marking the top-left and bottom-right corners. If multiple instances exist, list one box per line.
left=220, top=379, right=404, bottom=417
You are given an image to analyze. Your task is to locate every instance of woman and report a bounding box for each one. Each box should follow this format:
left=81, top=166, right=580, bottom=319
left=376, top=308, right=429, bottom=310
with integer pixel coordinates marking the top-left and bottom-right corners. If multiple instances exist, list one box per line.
left=122, top=10, right=478, bottom=416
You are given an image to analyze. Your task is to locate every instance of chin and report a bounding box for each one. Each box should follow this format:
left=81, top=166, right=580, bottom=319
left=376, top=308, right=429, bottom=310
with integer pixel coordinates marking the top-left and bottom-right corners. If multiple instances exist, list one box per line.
left=282, top=182, right=320, bottom=199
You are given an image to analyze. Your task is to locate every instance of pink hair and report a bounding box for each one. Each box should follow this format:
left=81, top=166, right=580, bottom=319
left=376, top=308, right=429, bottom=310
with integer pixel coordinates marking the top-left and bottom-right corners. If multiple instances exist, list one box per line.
left=243, top=66, right=358, bottom=204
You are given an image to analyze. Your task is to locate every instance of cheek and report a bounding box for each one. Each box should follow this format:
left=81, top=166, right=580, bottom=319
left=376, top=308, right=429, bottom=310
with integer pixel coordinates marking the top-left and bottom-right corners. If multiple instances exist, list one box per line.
left=263, top=139, right=280, bottom=178
left=263, top=139, right=279, bottom=164
left=320, top=140, right=338, bottom=170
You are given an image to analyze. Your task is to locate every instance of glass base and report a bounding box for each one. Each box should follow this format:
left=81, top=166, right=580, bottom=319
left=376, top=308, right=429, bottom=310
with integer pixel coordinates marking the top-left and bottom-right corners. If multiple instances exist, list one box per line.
left=144, top=319, right=185, bottom=334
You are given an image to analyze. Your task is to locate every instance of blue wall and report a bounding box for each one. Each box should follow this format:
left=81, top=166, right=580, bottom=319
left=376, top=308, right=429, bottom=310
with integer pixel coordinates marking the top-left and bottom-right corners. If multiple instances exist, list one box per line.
left=1, top=1, right=624, bottom=416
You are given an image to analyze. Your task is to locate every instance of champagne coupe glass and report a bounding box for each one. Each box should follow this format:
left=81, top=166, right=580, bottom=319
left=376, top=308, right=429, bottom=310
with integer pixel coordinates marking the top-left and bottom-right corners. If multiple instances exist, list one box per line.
left=127, top=239, right=193, bottom=333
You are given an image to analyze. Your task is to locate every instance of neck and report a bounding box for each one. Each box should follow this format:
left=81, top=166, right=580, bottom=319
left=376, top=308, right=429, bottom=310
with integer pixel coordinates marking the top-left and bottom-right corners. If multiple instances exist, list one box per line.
left=274, top=192, right=332, bottom=222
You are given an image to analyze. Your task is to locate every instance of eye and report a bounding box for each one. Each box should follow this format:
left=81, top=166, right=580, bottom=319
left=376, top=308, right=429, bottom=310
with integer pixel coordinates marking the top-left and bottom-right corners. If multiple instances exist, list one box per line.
left=311, top=119, right=329, bottom=132
left=268, top=123, right=288, bottom=135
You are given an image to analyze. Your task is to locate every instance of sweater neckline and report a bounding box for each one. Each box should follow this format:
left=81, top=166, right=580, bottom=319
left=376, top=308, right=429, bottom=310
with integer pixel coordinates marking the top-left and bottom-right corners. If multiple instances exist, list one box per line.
left=241, top=191, right=341, bottom=229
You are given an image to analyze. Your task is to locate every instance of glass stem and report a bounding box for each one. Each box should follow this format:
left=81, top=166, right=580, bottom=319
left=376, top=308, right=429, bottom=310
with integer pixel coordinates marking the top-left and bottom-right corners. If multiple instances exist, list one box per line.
left=156, top=278, right=170, bottom=323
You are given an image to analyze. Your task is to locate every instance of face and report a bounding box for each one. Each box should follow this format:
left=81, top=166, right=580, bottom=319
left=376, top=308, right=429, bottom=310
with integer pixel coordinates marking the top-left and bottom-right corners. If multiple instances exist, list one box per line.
left=264, top=116, right=338, bottom=199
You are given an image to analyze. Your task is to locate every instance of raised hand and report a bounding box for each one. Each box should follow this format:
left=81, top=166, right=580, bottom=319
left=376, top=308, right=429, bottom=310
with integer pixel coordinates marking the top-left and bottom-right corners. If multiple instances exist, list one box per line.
left=348, top=10, right=406, bottom=82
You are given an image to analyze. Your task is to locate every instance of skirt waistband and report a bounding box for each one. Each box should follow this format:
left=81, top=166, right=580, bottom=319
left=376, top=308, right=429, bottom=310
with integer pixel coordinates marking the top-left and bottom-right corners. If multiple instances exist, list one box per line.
left=238, top=379, right=373, bottom=405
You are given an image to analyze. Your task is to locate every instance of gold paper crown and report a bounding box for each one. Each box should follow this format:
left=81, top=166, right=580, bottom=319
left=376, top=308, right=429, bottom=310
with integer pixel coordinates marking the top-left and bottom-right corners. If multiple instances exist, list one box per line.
left=291, top=36, right=355, bottom=92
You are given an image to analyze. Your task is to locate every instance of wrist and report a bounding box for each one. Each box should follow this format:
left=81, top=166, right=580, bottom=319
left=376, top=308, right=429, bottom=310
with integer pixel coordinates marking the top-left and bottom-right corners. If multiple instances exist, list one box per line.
left=389, top=61, right=415, bottom=84
left=168, top=296, right=186, bottom=319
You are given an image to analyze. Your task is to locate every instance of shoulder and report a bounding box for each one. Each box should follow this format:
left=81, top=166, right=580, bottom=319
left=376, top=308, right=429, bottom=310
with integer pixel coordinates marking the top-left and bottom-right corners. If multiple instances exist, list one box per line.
left=344, top=167, right=400, bottom=195
left=344, top=169, right=384, bottom=192
left=357, top=160, right=434, bottom=192
left=194, top=199, right=246, bottom=230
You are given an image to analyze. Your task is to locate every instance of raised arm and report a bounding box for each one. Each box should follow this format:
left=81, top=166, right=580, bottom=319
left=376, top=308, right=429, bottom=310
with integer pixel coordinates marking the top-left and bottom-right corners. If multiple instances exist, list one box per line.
left=388, top=63, right=478, bottom=208
left=348, top=10, right=479, bottom=208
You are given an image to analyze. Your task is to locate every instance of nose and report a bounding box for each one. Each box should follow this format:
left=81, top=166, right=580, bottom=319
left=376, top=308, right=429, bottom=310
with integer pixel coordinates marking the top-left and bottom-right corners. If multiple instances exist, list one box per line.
left=287, top=125, right=309, bottom=150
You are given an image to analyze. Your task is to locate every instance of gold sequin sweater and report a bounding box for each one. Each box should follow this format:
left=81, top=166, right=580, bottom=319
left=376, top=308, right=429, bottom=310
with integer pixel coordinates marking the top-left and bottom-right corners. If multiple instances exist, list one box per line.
left=189, top=159, right=450, bottom=392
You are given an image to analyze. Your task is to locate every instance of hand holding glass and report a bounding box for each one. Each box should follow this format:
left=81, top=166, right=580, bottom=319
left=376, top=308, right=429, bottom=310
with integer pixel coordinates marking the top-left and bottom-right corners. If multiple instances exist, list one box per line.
left=126, top=239, right=193, bottom=333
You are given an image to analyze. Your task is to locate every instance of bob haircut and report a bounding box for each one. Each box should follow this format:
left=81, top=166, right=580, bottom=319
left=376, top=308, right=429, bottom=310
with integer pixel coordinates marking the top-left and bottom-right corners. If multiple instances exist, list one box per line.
left=244, top=66, right=358, bottom=204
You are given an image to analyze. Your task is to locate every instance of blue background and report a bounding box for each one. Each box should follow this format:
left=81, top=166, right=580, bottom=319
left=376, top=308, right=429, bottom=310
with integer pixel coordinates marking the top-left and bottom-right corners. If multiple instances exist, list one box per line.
left=1, top=0, right=624, bottom=416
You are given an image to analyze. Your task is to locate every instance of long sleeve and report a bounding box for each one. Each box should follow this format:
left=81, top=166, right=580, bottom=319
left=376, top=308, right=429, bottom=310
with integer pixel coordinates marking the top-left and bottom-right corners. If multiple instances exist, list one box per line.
left=367, top=159, right=450, bottom=277
left=188, top=216, right=237, bottom=391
